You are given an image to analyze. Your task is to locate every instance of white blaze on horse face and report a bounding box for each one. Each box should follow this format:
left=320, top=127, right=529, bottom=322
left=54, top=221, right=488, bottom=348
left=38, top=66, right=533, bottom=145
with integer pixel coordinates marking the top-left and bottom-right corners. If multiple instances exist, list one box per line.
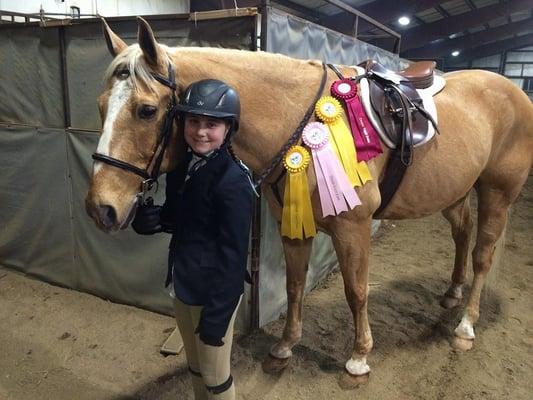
left=94, top=79, right=133, bottom=174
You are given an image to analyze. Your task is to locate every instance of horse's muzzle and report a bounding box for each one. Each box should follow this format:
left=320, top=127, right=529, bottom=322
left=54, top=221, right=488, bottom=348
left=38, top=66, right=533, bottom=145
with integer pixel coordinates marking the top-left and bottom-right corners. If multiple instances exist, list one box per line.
left=85, top=199, right=119, bottom=232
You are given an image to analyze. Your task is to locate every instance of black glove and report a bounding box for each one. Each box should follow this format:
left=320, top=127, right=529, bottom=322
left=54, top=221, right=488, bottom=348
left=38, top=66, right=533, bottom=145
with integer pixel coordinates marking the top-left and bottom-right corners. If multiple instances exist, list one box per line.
left=131, top=198, right=162, bottom=235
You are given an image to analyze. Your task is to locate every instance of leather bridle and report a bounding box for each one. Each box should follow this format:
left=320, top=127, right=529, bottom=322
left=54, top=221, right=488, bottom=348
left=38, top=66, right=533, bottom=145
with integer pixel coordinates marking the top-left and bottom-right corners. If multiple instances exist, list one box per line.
left=92, top=61, right=329, bottom=204
left=92, top=63, right=178, bottom=202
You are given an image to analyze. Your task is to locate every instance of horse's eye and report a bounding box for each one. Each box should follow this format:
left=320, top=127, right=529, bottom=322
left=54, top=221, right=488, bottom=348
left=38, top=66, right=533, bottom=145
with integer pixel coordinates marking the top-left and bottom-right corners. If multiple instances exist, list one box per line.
left=138, top=105, right=157, bottom=119
left=115, top=69, right=130, bottom=79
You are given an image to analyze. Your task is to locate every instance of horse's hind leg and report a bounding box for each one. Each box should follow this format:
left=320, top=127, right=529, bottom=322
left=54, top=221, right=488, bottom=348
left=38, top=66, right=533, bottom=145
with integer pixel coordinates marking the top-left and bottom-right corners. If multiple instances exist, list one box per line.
left=441, top=192, right=474, bottom=309
left=330, top=216, right=373, bottom=388
left=452, top=183, right=511, bottom=350
left=263, top=236, right=313, bottom=373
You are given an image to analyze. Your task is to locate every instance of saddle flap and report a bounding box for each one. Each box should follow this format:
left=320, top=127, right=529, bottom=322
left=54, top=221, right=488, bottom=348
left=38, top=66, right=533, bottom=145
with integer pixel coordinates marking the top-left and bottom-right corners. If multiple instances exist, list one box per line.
left=368, top=80, right=429, bottom=148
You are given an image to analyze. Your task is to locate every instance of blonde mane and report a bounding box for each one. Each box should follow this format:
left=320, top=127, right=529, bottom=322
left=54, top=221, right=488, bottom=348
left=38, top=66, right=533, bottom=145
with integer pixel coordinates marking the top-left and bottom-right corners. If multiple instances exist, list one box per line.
left=103, top=44, right=173, bottom=91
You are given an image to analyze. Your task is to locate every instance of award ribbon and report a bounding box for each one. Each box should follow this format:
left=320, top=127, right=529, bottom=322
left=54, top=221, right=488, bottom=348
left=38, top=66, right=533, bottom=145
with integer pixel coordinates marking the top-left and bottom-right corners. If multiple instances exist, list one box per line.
left=302, top=122, right=361, bottom=217
left=315, top=96, right=372, bottom=187
left=331, top=79, right=382, bottom=162
left=281, top=146, right=317, bottom=240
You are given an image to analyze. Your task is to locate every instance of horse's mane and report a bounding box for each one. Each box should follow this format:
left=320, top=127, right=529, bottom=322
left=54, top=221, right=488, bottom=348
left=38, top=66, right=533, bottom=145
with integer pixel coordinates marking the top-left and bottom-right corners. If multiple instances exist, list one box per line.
left=103, top=44, right=321, bottom=94
left=103, top=44, right=173, bottom=91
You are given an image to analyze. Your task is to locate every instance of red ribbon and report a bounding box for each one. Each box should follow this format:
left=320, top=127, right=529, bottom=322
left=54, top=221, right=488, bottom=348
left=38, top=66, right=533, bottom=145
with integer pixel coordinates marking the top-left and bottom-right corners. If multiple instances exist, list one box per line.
left=331, top=79, right=382, bottom=162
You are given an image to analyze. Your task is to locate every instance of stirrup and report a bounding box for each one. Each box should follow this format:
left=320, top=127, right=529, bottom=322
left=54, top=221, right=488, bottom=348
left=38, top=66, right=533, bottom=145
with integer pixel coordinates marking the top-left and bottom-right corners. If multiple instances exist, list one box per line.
left=206, top=375, right=233, bottom=395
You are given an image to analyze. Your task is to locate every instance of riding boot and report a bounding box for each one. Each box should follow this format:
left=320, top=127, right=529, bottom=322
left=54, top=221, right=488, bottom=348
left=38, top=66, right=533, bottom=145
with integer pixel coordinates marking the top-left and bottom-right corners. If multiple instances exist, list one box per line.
left=208, top=380, right=234, bottom=400
left=190, top=373, right=208, bottom=400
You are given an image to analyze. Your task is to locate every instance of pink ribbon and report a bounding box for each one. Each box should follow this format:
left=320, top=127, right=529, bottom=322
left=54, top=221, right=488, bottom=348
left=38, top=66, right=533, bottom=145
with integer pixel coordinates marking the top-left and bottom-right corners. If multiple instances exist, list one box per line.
left=331, top=79, right=382, bottom=162
left=303, top=122, right=361, bottom=217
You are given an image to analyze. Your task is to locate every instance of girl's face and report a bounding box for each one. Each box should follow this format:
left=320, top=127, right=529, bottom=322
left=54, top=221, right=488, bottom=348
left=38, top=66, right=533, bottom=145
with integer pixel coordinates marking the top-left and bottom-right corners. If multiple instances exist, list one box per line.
left=183, top=115, right=229, bottom=155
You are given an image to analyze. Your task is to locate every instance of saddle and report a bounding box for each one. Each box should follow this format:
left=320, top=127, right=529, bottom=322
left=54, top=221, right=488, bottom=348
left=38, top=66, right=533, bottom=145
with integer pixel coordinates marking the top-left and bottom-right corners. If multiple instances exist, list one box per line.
left=358, top=59, right=440, bottom=217
left=361, top=60, right=439, bottom=152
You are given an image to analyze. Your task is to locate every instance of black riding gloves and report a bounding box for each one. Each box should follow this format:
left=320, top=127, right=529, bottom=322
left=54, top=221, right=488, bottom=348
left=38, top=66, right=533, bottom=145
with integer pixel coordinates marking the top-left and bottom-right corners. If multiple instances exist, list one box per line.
left=131, top=198, right=163, bottom=235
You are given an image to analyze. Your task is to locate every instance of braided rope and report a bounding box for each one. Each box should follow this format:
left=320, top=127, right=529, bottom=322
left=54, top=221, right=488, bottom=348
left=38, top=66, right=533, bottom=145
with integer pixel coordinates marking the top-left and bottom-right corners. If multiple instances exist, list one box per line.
left=253, top=62, right=327, bottom=188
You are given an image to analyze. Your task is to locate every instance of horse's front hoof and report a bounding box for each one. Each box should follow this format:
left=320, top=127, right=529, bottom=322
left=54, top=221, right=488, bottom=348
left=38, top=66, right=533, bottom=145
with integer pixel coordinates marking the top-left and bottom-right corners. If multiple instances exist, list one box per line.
left=440, top=295, right=462, bottom=309
left=262, top=354, right=290, bottom=374
left=452, top=336, right=474, bottom=351
left=338, top=370, right=369, bottom=389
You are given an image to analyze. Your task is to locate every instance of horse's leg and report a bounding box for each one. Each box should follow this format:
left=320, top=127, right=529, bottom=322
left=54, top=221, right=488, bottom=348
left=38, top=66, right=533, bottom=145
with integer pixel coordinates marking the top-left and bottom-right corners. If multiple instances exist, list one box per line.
left=452, top=184, right=510, bottom=351
left=440, top=193, right=473, bottom=309
left=262, top=236, right=313, bottom=373
left=330, top=216, right=373, bottom=388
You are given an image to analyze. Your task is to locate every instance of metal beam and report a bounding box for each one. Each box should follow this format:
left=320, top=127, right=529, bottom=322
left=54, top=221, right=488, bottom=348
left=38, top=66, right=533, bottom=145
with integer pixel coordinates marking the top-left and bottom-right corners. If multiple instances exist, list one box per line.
left=321, top=0, right=400, bottom=40
left=401, top=0, right=533, bottom=52
left=446, top=32, right=533, bottom=63
left=354, top=0, right=447, bottom=25
left=271, top=0, right=324, bottom=21
left=404, top=17, right=533, bottom=59
left=190, top=0, right=261, bottom=11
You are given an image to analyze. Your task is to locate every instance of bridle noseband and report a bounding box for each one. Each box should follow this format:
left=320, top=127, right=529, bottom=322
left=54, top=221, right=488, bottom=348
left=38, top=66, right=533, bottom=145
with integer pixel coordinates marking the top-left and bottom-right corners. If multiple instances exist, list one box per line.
left=92, top=63, right=178, bottom=202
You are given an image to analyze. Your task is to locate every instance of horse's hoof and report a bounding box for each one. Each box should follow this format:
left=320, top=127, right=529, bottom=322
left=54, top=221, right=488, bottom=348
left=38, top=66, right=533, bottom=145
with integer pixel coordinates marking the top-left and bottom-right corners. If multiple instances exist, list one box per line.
left=261, top=354, right=290, bottom=374
left=452, top=336, right=474, bottom=351
left=440, top=295, right=462, bottom=309
left=338, top=370, right=369, bottom=390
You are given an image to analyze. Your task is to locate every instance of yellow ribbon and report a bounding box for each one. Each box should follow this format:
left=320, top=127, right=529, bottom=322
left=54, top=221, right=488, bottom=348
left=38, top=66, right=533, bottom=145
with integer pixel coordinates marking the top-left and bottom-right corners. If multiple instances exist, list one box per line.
left=281, top=146, right=317, bottom=240
left=315, top=96, right=372, bottom=186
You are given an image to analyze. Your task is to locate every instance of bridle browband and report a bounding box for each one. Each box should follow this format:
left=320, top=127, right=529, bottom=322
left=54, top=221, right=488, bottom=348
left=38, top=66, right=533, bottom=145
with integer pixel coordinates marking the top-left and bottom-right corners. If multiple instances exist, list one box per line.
left=92, top=63, right=178, bottom=200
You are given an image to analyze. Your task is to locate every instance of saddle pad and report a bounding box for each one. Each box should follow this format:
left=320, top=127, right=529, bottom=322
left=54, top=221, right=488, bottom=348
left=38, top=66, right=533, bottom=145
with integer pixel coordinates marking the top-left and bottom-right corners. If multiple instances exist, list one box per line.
left=353, top=66, right=446, bottom=149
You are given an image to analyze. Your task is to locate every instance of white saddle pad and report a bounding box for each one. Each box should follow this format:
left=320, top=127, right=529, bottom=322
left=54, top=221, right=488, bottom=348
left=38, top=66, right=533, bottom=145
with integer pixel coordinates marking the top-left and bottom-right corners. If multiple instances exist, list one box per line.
left=353, top=66, right=446, bottom=149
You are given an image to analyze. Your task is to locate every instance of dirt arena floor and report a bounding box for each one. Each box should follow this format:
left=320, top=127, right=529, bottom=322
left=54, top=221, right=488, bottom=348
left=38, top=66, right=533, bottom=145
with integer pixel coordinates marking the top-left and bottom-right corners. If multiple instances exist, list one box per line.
left=1, top=175, right=532, bottom=400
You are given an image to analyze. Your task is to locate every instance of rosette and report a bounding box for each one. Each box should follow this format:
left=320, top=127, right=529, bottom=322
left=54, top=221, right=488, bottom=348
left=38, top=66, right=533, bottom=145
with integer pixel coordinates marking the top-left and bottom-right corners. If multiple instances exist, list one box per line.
left=302, top=122, right=361, bottom=217
left=315, top=96, right=372, bottom=187
left=331, top=79, right=382, bottom=162
left=280, top=146, right=316, bottom=239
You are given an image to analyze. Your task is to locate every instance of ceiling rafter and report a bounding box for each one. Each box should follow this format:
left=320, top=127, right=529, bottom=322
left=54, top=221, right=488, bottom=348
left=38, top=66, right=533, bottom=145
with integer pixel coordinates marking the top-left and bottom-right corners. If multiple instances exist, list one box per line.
left=404, top=16, right=533, bottom=59
left=447, top=32, right=533, bottom=63
left=356, top=0, right=449, bottom=25
left=400, top=0, right=532, bottom=52
left=321, top=0, right=448, bottom=35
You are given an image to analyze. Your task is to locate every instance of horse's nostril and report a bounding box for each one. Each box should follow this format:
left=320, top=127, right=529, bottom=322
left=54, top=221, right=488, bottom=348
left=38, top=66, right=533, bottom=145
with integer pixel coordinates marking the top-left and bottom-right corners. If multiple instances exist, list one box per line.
left=97, top=205, right=117, bottom=229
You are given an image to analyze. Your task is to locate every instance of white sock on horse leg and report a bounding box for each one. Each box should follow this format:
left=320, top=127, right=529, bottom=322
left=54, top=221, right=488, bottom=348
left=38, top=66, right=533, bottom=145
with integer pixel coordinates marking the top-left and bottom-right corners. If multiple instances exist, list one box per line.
left=454, top=315, right=475, bottom=339
left=345, top=356, right=370, bottom=376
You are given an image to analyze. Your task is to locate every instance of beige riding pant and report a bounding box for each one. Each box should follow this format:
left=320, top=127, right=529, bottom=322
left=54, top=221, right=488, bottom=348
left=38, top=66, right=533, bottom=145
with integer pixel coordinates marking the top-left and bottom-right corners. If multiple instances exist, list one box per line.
left=174, top=296, right=241, bottom=400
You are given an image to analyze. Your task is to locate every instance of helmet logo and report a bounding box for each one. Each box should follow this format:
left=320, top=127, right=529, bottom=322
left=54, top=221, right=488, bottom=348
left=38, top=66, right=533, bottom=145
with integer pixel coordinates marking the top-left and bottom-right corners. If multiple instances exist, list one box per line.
left=197, top=100, right=204, bottom=106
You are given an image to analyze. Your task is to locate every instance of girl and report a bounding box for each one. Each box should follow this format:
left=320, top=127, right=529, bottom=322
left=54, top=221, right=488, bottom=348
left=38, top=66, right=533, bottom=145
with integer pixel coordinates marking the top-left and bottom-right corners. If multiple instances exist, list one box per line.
left=132, top=79, right=253, bottom=400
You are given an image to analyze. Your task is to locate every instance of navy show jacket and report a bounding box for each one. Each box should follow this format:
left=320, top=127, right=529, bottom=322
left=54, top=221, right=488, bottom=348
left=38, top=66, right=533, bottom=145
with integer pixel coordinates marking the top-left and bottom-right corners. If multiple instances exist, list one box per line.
left=160, top=148, right=254, bottom=340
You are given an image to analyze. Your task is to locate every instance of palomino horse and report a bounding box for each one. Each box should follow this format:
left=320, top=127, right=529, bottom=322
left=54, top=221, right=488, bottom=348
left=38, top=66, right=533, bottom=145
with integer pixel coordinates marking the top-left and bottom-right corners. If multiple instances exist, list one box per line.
left=86, top=18, right=533, bottom=386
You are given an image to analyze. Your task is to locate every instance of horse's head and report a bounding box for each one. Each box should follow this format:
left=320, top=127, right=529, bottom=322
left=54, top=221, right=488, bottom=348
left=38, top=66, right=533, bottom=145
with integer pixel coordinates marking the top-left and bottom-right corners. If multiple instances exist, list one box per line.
left=86, top=18, right=185, bottom=232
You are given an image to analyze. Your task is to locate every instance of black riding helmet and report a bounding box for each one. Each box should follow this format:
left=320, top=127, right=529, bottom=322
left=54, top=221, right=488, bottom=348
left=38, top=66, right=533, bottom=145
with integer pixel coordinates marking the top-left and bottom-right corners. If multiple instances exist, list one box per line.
left=176, top=79, right=240, bottom=133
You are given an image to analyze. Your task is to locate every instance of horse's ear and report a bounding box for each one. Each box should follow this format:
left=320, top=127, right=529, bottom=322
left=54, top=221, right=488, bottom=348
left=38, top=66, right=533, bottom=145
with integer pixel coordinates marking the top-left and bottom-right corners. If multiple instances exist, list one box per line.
left=137, top=17, right=161, bottom=66
left=102, top=18, right=127, bottom=57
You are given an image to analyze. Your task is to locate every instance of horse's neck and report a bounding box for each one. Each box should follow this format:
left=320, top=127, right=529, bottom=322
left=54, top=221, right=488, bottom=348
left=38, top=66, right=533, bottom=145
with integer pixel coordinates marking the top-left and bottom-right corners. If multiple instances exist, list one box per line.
left=171, top=48, right=325, bottom=174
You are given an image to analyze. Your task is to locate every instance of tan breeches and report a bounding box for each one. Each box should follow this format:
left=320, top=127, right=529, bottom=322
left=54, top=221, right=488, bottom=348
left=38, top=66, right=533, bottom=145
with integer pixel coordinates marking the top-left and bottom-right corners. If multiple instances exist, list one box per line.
left=174, top=296, right=241, bottom=400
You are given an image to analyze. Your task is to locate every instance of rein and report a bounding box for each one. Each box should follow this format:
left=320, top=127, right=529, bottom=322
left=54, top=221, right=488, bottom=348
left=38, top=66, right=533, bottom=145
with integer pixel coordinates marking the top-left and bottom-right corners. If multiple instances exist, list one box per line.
left=92, top=63, right=178, bottom=201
